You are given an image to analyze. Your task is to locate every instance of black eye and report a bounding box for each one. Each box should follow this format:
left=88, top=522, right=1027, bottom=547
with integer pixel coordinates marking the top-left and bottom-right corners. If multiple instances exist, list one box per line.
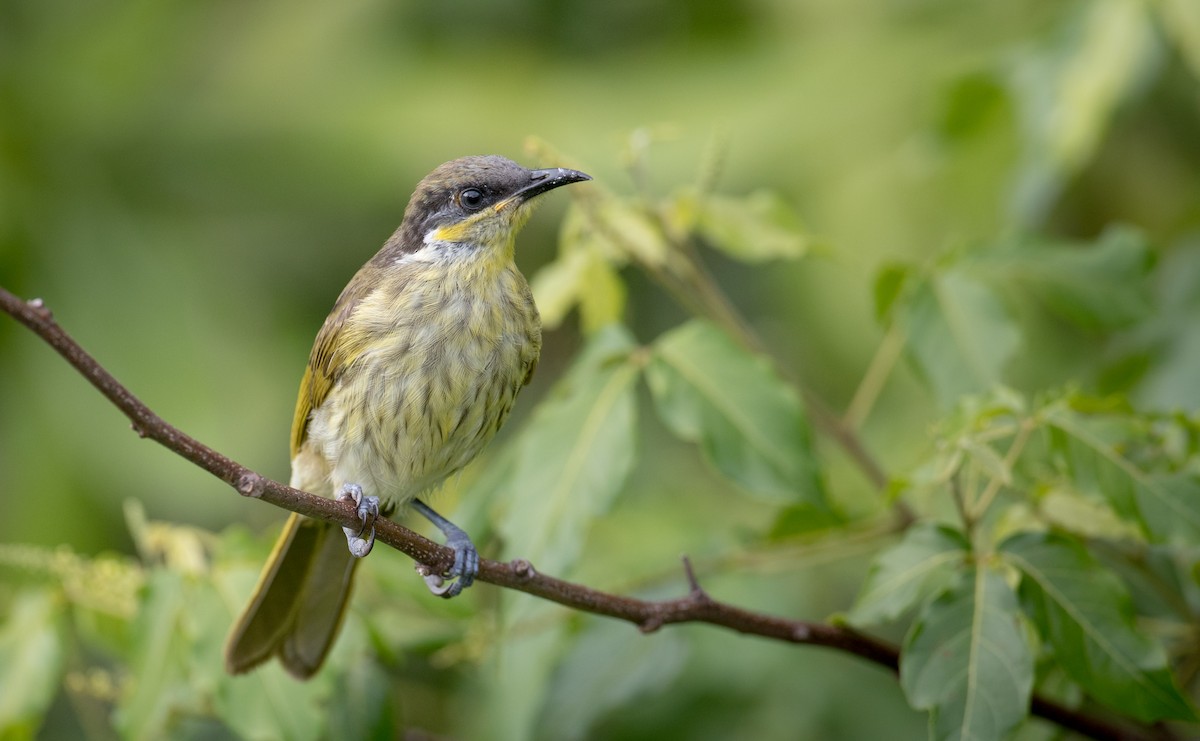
left=459, top=188, right=484, bottom=210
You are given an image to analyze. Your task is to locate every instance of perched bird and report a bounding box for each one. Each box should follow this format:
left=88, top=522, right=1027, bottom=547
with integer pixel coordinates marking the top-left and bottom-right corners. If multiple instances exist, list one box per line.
left=225, top=155, right=590, bottom=678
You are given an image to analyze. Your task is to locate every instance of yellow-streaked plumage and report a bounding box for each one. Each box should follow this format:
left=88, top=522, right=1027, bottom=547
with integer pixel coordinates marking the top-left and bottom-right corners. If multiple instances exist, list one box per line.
left=225, top=156, right=589, bottom=678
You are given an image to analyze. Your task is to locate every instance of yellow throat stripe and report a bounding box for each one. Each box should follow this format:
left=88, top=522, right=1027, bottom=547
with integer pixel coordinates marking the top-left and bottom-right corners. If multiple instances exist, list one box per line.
left=430, top=198, right=525, bottom=245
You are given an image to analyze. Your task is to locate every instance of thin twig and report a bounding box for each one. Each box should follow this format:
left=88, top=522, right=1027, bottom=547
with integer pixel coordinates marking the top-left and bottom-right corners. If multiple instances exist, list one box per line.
left=0, top=285, right=1173, bottom=741
left=968, top=417, right=1035, bottom=521
left=950, top=469, right=975, bottom=537
left=843, top=322, right=906, bottom=431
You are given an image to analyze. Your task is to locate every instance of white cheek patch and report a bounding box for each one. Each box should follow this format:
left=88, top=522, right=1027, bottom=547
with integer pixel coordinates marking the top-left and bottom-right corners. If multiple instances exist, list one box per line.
left=393, top=233, right=468, bottom=265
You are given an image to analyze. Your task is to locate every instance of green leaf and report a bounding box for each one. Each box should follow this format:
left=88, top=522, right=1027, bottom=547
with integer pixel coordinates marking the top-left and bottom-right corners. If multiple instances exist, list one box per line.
left=1134, top=246, right=1200, bottom=411
left=935, top=72, right=1010, bottom=144
left=978, top=228, right=1151, bottom=330
left=768, top=502, right=846, bottom=539
left=213, top=568, right=331, bottom=741
left=646, top=320, right=826, bottom=507
left=125, top=568, right=331, bottom=741
left=1009, top=0, right=1156, bottom=221
left=114, top=570, right=192, bottom=740
left=577, top=253, right=626, bottom=334
left=874, top=262, right=914, bottom=323
left=848, top=524, right=969, bottom=627
left=1134, top=473, right=1200, bottom=544
left=538, top=619, right=689, bottom=741
left=1000, top=532, right=1196, bottom=722
left=595, top=198, right=670, bottom=267
left=892, top=229, right=1151, bottom=407
left=692, top=189, right=812, bottom=263
left=497, top=324, right=641, bottom=575
left=901, top=566, right=1033, bottom=741
left=216, top=663, right=329, bottom=741
left=479, top=611, right=566, bottom=741
left=1045, top=405, right=1200, bottom=541
left=1096, top=543, right=1194, bottom=623
left=328, top=659, right=396, bottom=740
left=958, top=436, right=1011, bottom=487
left=1158, top=0, right=1200, bottom=78
left=531, top=207, right=628, bottom=334
left=1038, top=488, right=1141, bottom=542
left=901, top=269, right=1020, bottom=409
left=1044, top=405, right=1141, bottom=520
left=1045, top=0, right=1154, bottom=169
left=0, top=590, right=65, bottom=737
left=531, top=248, right=592, bottom=331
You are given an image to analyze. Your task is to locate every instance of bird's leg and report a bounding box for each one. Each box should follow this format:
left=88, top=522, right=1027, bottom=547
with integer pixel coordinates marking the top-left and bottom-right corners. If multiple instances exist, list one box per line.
left=337, top=483, right=380, bottom=558
left=412, top=499, right=478, bottom=599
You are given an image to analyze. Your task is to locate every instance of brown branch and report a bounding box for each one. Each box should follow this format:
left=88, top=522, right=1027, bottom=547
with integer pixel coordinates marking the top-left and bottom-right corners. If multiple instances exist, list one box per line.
left=0, top=285, right=1172, bottom=741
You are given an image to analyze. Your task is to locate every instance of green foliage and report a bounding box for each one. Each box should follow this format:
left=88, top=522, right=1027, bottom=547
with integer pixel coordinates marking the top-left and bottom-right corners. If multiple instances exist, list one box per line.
left=1009, top=0, right=1159, bottom=222
left=538, top=620, right=689, bottom=741
left=328, top=660, right=396, bottom=741
left=859, top=387, right=1200, bottom=737
left=977, top=228, right=1152, bottom=331
left=883, top=228, right=1152, bottom=408
left=494, top=325, right=641, bottom=575
left=0, top=591, right=65, bottom=737
left=902, top=266, right=1022, bottom=409
left=646, top=320, right=826, bottom=508
left=848, top=524, right=969, bottom=626
left=5, top=1, right=1200, bottom=739
left=531, top=207, right=627, bottom=334
left=1001, top=532, right=1194, bottom=723
left=682, top=188, right=813, bottom=263
left=900, top=567, right=1034, bottom=741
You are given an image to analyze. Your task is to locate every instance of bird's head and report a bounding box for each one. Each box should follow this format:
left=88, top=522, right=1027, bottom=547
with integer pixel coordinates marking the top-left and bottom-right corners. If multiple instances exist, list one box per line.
left=392, top=155, right=590, bottom=256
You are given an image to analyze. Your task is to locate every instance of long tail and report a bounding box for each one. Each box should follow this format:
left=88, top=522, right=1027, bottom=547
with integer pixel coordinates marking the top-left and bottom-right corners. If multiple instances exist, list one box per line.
left=224, top=514, right=358, bottom=678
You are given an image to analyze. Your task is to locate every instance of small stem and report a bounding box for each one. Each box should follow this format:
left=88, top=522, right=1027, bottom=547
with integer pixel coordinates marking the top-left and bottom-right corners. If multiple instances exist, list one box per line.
left=951, top=471, right=975, bottom=537
left=844, top=323, right=906, bottom=431
left=968, top=418, right=1034, bottom=521
left=695, top=130, right=729, bottom=199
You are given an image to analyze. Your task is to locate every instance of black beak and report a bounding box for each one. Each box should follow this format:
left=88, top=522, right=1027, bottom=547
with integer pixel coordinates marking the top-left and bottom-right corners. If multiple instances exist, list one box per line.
left=516, top=167, right=592, bottom=201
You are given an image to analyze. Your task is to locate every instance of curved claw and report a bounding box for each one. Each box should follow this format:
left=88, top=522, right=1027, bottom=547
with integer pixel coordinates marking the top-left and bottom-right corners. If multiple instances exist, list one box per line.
left=421, top=571, right=454, bottom=596
left=346, top=526, right=376, bottom=558
left=337, top=484, right=380, bottom=559
left=414, top=537, right=477, bottom=598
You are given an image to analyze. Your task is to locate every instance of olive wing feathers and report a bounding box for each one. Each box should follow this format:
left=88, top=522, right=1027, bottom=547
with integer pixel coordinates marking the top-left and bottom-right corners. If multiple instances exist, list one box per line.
left=290, top=272, right=380, bottom=457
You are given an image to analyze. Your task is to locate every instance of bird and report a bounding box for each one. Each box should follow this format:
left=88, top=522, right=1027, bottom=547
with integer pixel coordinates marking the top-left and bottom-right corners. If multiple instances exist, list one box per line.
left=224, top=155, right=590, bottom=678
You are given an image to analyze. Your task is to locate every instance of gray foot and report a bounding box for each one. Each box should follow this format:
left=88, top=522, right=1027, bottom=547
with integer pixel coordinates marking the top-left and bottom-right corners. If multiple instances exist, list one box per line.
left=412, top=499, right=478, bottom=598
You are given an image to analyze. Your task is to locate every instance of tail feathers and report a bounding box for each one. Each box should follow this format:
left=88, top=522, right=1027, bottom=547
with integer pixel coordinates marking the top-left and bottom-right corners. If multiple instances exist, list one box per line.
left=225, top=514, right=358, bottom=679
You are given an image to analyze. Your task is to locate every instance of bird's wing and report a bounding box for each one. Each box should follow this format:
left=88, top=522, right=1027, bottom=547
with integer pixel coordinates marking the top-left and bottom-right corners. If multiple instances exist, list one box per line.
left=290, top=274, right=377, bottom=457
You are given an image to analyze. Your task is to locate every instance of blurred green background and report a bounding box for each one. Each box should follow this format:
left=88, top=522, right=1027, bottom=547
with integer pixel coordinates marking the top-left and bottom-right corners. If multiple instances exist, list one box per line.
left=2, top=0, right=1200, bottom=738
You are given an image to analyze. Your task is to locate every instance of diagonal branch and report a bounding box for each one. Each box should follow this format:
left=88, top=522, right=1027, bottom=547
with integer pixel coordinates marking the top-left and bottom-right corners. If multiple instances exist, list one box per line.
left=0, top=285, right=1172, bottom=741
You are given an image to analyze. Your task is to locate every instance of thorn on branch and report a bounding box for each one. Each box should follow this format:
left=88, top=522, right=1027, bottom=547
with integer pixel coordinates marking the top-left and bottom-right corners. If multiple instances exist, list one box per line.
left=131, top=422, right=149, bottom=439
left=681, top=555, right=713, bottom=605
